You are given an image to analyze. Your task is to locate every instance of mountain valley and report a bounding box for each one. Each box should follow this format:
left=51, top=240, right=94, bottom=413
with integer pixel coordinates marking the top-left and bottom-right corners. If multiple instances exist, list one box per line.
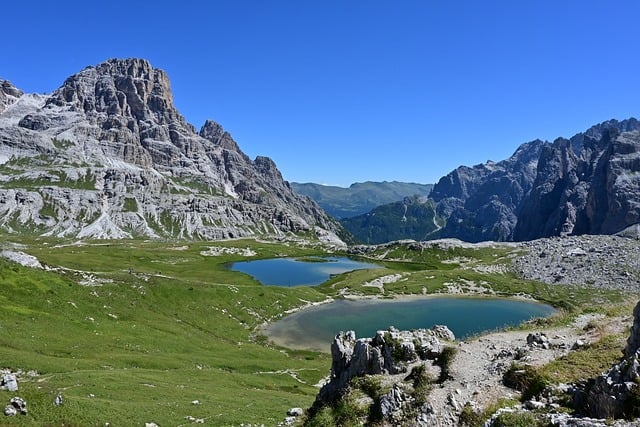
left=0, top=58, right=639, bottom=427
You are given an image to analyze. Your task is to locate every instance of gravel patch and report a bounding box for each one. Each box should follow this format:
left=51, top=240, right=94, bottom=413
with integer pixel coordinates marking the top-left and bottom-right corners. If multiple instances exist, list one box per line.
left=512, top=235, right=640, bottom=291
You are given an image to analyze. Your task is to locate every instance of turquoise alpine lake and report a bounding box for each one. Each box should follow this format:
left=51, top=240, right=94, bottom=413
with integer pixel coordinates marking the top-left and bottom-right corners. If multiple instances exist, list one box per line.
left=229, top=256, right=381, bottom=287
left=263, top=297, right=556, bottom=352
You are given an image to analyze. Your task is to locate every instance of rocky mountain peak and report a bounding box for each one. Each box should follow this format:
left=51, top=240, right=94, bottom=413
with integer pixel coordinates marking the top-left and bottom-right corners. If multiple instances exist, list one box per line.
left=199, top=119, right=243, bottom=154
left=0, top=58, right=343, bottom=241
left=514, top=119, right=640, bottom=240
left=0, top=80, right=24, bottom=114
left=47, top=58, right=185, bottom=129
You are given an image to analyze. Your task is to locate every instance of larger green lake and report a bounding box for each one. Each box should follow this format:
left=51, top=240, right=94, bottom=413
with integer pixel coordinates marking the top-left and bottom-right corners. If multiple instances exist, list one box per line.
left=264, top=297, right=556, bottom=352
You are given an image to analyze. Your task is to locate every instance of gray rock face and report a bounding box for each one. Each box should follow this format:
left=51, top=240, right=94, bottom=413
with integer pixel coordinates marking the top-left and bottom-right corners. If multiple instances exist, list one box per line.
left=434, top=118, right=640, bottom=243
left=0, top=80, right=23, bottom=114
left=314, top=326, right=453, bottom=406
left=341, top=118, right=640, bottom=244
left=627, top=301, right=640, bottom=358
left=514, top=119, right=640, bottom=241
left=429, top=139, right=544, bottom=242
left=0, top=58, right=342, bottom=240
left=575, top=298, right=640, bottom=420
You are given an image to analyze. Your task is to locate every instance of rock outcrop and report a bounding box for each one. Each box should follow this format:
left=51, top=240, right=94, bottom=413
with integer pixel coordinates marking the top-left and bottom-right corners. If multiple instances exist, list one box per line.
left=311, top=326, right=455, bottom=421
left=579, top=300, right=640, bottom=420
left=0, top=59, right=342, bottom=240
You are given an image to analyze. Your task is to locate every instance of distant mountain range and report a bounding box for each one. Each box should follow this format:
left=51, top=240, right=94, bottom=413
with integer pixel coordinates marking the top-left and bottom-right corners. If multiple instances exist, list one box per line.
left=0, top=58, right=341, bottom=240
left=301, top=119, right=640, bottom=244
left=291, top=181, right=433, bottom=219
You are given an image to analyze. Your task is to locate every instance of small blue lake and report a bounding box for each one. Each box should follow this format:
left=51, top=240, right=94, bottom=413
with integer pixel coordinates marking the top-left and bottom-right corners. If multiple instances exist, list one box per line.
left=264, top=297, right=556, bottom=352
left=229, top=256, right=381, bottom=287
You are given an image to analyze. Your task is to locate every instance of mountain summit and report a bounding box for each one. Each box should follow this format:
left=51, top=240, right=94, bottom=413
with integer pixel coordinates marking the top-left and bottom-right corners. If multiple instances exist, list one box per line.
left=0, top=58, right=341, bottom=240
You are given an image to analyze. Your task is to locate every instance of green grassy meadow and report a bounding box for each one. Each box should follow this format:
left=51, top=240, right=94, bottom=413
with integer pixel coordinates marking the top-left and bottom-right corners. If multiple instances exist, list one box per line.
left=0, top=236, right=634, bottom=425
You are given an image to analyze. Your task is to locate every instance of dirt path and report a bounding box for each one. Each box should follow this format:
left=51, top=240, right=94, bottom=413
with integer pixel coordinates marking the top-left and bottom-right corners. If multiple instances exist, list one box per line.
left=424, top=314, right=631, bottom=426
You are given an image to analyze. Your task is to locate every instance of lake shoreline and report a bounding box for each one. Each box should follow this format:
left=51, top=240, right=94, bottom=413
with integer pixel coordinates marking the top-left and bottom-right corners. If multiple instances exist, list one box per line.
left=257, top=291, right=558, bottom=353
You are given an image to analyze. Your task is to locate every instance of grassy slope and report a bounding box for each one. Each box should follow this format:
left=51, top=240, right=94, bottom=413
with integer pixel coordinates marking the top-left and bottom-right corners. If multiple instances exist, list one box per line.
left=0, top=236, right=635, bottom=425
left=291, top=181, right=433, bottom=219
left=339, top=197, right=442, bottom=244
left=0, top=238, right=334, bottom=426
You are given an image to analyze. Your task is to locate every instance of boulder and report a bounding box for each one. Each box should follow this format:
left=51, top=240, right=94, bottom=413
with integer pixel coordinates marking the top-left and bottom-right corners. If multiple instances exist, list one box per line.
left=1, top=374, right=18, bottom=392
left=3, top=397, right=27, bottom=416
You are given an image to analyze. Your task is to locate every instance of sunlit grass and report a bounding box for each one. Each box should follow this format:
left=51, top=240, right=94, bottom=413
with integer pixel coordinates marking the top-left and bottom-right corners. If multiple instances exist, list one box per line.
left=0, top=235, right=635, bottom=425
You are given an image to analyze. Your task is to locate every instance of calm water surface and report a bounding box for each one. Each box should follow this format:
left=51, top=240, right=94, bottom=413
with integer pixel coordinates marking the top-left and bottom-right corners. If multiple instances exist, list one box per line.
left=264, top=297, right=556, bottom=352
left=230, top=256, right=381, bottom=287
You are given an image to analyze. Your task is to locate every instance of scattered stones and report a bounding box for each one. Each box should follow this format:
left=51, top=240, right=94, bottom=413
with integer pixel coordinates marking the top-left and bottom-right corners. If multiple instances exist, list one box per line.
left=527, top=332, right=550, bottom=349
left=0, top=250, right=43, bottom=269
left=513, top=235, right=640, bottom=291
left=199, top=246, right=257, bottom=257
left=362, top=274, right=404, bottom=292
left=4, top=397, right=27, bottom=416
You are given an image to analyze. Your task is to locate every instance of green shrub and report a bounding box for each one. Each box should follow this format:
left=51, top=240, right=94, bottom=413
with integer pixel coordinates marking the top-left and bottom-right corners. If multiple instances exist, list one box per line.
left=458, top=403, right=483, bottom=426
left=353, top=375, right=383, bottom=401
left=304, top=406, right=336, bottom=427
left=406, top=364, right=434, bottom=406
left=492, top=410, right=541, bottom=427
left=503, top=363, right=549, bottom=401
left=333, top=396, right=367, bottom=426
left=123, top=197, right=138, bottom=212
left=436, top=346, right=457, bottom=382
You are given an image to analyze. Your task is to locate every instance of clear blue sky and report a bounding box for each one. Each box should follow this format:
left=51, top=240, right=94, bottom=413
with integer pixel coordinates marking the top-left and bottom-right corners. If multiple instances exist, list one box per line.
left=2, top=1, right=639, bottom=186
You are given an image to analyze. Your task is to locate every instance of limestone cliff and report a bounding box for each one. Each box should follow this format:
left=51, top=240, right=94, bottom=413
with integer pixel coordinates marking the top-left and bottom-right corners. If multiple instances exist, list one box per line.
left=0, top=58, right=342, bottom=240
left=514, top=119, right=640, bottom=240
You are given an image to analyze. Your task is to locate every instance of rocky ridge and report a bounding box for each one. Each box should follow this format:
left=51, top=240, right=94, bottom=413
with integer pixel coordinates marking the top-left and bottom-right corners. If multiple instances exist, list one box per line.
left=0, top=59, right=342, bottom=240
left=325, top=118, right=640, bottom=244
left=514, top=119, right=640, bottom=240
left=432, top=118, right=640, bottom=243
